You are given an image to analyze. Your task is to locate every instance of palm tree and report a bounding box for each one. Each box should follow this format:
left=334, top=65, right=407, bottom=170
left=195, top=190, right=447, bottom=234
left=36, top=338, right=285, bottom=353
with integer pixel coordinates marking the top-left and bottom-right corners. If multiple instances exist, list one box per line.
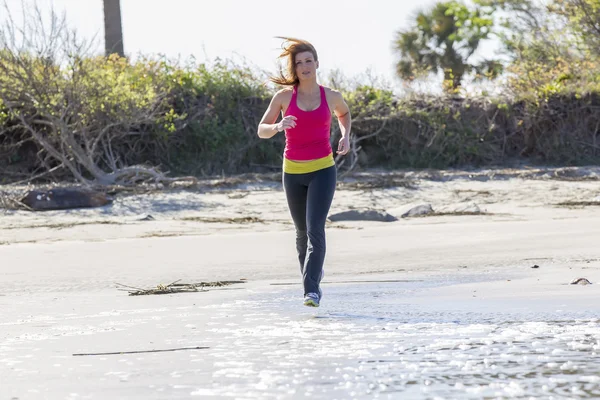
left=103, top=0, right=124, bottom=57
left=394, top=1, right=501, bottom=91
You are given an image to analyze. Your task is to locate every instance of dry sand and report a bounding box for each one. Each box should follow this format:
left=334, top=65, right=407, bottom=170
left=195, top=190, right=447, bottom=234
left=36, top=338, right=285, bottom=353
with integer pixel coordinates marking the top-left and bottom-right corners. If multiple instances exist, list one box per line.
left=1, top=166, right=600, bottom=399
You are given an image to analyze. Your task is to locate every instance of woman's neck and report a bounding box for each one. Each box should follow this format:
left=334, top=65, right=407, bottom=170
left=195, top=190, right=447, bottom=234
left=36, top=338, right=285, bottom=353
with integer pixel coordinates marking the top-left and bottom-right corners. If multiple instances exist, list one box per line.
left=297, top=80, right=320, bottom=95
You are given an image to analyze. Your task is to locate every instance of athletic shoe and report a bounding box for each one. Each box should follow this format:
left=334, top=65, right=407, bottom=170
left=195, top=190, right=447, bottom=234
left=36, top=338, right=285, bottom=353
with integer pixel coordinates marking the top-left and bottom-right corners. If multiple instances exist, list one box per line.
left=304, top=292, right=320, bottom=307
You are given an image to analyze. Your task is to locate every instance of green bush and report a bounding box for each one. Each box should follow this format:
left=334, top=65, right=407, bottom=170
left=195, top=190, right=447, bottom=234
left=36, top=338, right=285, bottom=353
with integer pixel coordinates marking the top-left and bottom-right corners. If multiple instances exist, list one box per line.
left=155, top=61, right=284, bottom=176
left=3, top=53, right=600, bottom=184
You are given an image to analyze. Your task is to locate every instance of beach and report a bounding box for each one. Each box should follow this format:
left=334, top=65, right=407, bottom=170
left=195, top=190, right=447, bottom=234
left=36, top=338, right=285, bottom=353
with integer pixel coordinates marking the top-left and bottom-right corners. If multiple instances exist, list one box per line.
left=2, top=166, right=600, bottom=399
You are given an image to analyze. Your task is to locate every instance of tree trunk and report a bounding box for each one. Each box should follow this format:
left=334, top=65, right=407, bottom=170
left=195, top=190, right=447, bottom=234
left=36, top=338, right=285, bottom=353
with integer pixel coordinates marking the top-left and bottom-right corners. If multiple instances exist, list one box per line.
left=103, top=0, right=124, bottom=57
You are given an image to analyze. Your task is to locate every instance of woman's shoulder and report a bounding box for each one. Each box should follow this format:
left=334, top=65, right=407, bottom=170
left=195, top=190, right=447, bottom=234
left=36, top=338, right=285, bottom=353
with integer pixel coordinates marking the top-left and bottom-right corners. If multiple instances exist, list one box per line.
left=321, top=85, right=343, bottom=97
left=321, top=86, right=344, bottom=105
left=276, top=87, right=294, bottom=95
left=274, top=87, right=294, bottom=101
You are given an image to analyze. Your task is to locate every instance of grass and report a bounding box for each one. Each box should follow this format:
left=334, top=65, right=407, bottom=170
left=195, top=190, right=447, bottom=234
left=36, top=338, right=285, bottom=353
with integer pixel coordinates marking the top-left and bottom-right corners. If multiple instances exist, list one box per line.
left=406, top=211, right=491, bottom=218
left=555, top=201, right=600, bottom=208
left=338, top=174, right=418, bottom=191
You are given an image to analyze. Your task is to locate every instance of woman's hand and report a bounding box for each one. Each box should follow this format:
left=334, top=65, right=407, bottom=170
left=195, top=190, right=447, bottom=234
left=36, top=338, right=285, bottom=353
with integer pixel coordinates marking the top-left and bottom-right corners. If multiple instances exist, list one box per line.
left=337, top=135, right=350, bottom=155
left=276, top=115, right=297, bottom=131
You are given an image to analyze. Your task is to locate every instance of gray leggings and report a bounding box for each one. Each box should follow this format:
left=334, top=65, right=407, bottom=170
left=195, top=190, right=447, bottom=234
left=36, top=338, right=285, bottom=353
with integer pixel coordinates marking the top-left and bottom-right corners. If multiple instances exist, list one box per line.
left=282, top=165, right=337, bottom=295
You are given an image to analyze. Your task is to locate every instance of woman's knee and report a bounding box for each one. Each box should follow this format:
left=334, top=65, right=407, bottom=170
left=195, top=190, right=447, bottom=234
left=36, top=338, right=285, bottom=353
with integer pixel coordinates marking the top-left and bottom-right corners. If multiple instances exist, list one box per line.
left=307, top=228, right=326, bottom=247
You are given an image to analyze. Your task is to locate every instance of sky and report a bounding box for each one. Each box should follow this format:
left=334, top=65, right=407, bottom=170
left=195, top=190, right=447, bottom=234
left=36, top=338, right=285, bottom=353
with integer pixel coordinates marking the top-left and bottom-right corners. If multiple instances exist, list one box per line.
left=3, top=0, right=499, bottom=92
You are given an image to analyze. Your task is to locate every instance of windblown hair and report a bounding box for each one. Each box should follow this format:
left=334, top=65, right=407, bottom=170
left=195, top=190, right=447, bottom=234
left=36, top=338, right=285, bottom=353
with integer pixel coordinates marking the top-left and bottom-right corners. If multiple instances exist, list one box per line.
left=269, top=37, right=318, bottom=86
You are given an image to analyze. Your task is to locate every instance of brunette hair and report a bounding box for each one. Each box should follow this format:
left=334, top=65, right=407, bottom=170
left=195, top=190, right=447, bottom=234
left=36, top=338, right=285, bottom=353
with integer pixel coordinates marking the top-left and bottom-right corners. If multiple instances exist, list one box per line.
left=269, top=37, right=318, bottom=86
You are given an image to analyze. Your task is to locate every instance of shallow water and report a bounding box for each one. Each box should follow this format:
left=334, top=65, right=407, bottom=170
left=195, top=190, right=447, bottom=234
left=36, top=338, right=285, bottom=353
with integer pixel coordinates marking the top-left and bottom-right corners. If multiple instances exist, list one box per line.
left=198, top=281, right=600, bottom=400
left=2, top=277, right=599, bottom=400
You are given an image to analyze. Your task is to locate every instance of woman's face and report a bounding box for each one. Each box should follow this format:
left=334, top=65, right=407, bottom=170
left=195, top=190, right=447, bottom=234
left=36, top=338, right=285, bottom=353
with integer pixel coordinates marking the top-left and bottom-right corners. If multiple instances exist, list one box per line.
left=295, top=51, right=318, bottom=81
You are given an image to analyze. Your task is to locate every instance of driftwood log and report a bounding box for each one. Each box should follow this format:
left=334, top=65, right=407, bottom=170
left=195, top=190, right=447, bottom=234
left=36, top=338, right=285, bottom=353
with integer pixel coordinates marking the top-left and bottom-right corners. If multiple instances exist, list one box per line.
left=20, top=187, right=112, bottom=211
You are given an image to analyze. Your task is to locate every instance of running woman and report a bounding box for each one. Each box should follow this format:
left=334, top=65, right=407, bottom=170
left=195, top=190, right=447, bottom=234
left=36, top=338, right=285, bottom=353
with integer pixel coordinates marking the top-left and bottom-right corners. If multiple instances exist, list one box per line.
left=257, top=37, right=352, bottom=307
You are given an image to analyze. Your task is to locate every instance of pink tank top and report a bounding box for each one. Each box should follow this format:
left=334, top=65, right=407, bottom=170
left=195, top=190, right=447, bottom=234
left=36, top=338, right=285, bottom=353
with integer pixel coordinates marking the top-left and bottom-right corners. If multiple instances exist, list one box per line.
left=283, top=85, right=332, bottom=161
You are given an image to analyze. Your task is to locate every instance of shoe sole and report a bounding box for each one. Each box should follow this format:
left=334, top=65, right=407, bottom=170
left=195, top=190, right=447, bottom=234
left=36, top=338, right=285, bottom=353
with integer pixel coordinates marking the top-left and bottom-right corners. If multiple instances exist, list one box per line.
left=304, top=299, right=319, bottom=307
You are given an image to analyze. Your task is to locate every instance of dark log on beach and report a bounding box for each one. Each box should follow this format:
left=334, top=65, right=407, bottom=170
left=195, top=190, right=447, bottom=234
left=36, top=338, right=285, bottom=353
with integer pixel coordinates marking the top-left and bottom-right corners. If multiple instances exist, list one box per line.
left=20, top=187, right=112, bottom=211
left=328, top=209, right=398, bottom=222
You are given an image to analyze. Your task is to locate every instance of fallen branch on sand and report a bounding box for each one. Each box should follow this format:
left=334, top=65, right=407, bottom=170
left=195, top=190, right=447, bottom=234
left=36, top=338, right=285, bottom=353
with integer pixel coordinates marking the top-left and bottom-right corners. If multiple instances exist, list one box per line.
left=0, top=191, right=33, bottom=211
left=115, top=279, right=246, bottom=296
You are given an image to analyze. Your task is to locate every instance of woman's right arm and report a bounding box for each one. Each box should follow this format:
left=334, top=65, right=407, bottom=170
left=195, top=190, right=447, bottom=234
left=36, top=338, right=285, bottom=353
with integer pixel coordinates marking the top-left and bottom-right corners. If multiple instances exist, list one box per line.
left=257, top=91, right=296, bottom=139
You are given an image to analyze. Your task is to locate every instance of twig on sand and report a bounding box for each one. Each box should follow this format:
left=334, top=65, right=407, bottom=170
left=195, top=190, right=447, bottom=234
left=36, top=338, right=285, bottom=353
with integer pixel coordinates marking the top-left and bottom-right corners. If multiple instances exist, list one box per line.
left=73, top=346, right=209, bottom=356
left=113, top=282, right=147, bottom=292
left=115, top=280, right=246, bottom=296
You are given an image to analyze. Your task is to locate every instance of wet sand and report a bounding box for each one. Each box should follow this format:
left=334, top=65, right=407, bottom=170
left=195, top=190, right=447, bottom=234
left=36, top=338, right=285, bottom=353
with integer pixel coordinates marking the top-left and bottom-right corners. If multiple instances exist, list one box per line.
left=2, top=166, right=600, bottom=398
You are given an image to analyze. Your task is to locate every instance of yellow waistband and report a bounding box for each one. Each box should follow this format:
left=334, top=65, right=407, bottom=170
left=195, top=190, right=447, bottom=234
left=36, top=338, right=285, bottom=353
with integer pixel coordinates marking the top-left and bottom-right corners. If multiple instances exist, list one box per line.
left=283, top=153, right=335, bottom=174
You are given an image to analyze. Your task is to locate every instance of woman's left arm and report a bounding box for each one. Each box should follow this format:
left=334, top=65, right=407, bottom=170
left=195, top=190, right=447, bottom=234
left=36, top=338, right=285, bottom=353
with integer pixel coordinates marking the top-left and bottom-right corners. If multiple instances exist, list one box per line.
left=330, top=90, right=351, bottom=155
